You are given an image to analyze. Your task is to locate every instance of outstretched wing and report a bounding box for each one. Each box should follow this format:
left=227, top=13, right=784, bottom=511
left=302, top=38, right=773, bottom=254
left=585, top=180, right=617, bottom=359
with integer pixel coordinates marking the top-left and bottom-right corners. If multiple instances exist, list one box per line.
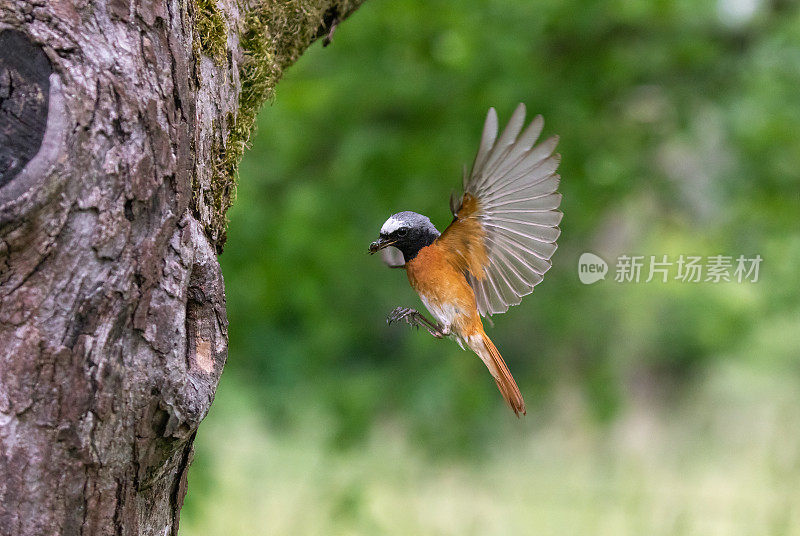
left=439, top=104, right=562, bottom=317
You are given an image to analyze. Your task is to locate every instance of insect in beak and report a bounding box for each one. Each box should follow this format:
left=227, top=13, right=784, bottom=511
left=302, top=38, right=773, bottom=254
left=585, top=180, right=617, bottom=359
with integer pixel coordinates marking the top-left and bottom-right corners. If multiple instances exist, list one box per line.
left=369, top=237, right=396, bottom=254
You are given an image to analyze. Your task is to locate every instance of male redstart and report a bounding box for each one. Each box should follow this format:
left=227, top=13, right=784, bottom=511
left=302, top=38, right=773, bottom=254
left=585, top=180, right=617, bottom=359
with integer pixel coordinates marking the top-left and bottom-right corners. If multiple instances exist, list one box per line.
left=369, top=104, right=562, bottom=416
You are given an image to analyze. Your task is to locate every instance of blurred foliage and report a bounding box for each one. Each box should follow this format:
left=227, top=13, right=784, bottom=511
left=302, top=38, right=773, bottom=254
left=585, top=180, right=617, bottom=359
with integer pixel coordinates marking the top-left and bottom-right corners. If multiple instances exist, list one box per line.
left=183, top=0, right=800, bottom=532
left=185, top=364, right=800, bottom=535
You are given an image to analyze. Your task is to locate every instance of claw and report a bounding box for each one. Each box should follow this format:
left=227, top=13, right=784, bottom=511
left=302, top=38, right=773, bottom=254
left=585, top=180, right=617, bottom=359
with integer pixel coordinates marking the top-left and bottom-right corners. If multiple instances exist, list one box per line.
left=387, top=306, right=413, bottom=325
left=385, top=306, right=446, bottom=338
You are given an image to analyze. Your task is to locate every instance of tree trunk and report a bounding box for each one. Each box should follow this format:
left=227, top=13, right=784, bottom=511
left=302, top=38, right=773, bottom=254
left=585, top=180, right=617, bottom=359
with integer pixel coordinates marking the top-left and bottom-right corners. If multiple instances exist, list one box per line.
left=0, top=0, right=363, bottom=534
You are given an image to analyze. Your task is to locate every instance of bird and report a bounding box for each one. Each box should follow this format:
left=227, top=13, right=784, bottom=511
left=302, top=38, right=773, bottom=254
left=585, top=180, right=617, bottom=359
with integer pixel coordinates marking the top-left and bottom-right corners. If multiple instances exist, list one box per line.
left=369, top=104, right=562, bottom=416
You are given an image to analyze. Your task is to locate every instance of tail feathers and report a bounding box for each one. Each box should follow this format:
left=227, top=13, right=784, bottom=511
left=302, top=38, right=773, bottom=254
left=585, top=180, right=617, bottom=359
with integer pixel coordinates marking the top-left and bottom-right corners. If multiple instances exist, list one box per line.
left=469, top=332, right=526, bottom=417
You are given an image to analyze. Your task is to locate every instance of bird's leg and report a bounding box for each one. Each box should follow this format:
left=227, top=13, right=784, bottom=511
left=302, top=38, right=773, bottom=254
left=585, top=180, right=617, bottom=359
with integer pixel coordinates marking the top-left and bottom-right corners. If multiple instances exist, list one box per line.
left=387, top=307, right=446, bottom=338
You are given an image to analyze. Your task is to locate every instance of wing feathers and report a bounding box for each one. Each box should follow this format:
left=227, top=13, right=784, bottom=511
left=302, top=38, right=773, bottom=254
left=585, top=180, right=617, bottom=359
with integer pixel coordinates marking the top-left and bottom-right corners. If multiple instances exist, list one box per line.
left=482, top=173, right=561, bottom=207
left=480, top=142, right=560, bottom=198
left=484, top=234, right=550, bottom=277
left=487, top=225, right=558, bottom=259
left=478, top=120, right=550, bottom=195
left=485, top=217, right=562, bottom=241
left=480, top=104, right=527, bottom=180
left=470, top=108, right=499, bottom=189
left=492, top=114, right=544, bottom=179
left=448, top=105, right=562, bottom=317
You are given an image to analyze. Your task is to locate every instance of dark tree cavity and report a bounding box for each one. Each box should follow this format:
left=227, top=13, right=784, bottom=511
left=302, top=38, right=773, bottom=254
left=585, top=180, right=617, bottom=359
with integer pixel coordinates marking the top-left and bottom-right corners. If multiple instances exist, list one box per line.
left=0, top=1, right=364, bottom=534
left=0, top=30, right=52, bottom=187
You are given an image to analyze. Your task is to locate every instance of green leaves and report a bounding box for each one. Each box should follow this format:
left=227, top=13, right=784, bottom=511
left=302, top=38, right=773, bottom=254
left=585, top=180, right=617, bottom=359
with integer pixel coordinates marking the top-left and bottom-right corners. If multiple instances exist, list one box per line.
left=221, top=0, right=800, bottom=441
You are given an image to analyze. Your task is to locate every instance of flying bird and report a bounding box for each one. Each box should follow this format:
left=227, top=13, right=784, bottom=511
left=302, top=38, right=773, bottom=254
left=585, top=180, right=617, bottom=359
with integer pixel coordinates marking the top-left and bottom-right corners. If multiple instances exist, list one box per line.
left=369, top=104, right=562, bottom=416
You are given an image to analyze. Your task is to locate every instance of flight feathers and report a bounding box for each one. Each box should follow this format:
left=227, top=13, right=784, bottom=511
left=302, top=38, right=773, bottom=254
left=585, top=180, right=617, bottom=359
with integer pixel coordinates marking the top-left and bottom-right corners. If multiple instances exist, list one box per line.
left=441, top=103, right=563, bottom=317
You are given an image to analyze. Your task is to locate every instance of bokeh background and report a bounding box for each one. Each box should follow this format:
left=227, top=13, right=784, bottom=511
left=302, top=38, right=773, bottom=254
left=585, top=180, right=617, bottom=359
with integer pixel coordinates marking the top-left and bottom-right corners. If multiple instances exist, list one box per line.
left=180, top=0, right=800, bottom=534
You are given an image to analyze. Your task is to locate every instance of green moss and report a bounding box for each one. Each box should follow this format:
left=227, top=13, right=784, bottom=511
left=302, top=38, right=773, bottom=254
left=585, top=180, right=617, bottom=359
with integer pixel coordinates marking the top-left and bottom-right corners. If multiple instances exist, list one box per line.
left=199, top=0, right=363, bottom=250
left=193, top=0, right=228, bottom=64
left=224, top=1, right=337, bottom=191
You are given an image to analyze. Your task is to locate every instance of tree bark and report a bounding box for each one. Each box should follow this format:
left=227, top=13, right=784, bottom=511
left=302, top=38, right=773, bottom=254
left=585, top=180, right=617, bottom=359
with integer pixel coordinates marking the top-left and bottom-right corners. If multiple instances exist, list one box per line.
left=0, top=0, right=363, bottom=534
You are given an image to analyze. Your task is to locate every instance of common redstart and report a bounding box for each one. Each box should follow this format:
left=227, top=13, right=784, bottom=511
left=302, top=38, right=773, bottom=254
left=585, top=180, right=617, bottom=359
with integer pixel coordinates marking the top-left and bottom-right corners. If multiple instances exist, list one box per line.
left=369, top=104, right=562, bottom=416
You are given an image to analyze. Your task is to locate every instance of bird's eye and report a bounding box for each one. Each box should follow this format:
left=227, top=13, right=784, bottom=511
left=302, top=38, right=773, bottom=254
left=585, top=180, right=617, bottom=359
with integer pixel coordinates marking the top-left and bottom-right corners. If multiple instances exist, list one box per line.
left=397, top=227, right=408, bottom=237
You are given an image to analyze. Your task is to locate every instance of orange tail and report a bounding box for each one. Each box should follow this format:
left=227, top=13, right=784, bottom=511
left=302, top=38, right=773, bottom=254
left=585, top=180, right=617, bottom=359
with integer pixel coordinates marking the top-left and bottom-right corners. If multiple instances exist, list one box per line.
left=468, top=332, right=526, bottom=416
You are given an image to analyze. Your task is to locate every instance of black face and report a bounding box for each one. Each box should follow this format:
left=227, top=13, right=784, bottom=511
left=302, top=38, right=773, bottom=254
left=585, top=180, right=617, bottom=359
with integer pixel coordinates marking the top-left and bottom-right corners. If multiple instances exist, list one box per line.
left=369, top=211, right=441, bottom=262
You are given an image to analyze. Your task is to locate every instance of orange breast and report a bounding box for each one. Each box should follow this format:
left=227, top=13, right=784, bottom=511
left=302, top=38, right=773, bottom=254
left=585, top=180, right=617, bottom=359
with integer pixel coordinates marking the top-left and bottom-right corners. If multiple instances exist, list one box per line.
left=405, top=242, right=482, bottom=336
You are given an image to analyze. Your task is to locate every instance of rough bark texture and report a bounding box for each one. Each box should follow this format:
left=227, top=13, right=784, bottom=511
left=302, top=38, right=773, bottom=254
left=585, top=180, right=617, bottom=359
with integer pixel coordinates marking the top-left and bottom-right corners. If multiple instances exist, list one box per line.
left=0, top=0, right=363, bottom=534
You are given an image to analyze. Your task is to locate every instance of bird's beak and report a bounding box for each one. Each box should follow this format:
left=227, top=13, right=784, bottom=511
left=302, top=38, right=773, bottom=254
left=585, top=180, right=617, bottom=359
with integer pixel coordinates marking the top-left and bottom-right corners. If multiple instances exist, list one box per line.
left=369, top=237, right=395, bottom=254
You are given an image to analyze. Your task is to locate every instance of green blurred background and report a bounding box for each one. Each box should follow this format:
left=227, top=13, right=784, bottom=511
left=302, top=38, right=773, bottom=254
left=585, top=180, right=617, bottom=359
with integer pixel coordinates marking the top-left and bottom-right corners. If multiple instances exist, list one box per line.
left=181, top=0, right=800, bottom=534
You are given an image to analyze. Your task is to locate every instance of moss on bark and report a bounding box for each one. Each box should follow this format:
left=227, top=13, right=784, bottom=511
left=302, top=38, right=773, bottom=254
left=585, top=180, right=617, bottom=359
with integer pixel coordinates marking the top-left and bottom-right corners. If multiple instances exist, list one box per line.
left=192, top=0, right=228, bottom=64
left=188, top=0, right=364, bottom=250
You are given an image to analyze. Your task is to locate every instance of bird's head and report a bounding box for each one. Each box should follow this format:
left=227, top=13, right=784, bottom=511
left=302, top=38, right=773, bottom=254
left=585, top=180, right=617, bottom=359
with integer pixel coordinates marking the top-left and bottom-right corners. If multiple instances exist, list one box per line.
left=369, top=211, right=441, bottom=262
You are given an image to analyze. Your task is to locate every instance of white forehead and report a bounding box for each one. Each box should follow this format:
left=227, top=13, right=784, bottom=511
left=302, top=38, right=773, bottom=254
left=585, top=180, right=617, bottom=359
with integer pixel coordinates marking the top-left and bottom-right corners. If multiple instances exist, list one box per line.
left=380, top=216, right=406, bottom=235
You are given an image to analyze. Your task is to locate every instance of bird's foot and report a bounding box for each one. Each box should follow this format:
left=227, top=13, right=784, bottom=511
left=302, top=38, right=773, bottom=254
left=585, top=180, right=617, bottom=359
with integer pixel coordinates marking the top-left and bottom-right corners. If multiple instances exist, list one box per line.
left=386, top=307, right=445, bottom=338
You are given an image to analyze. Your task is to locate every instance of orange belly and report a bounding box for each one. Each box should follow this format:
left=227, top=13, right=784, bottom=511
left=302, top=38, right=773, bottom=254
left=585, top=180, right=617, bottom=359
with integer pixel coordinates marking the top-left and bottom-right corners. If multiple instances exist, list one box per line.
left=405, top=242, right=482, bottom=338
